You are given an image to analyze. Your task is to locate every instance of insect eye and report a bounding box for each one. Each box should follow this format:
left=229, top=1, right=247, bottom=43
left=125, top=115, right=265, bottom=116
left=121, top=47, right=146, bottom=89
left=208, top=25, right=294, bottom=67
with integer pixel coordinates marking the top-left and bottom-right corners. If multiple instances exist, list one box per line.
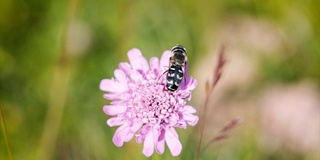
left=171, top=44, right=186, bottom=53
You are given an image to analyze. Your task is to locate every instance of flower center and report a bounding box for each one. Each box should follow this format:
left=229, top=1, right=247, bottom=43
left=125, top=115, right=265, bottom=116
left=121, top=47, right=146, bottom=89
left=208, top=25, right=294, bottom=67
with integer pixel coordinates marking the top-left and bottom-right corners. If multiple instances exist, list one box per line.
left=129, top=78, right=180, bottom=126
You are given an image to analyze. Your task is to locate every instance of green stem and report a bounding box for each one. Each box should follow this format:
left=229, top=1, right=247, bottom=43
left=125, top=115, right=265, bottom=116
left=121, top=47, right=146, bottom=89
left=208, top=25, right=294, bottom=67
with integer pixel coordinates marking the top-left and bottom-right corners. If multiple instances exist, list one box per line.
left=0, top=104, right=14, bottom=160
left=37, top=0, right=79, bottom=159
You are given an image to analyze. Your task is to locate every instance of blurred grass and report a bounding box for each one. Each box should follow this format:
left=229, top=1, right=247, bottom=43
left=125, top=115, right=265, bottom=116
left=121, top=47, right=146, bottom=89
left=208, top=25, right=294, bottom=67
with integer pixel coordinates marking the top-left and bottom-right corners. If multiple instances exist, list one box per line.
left=1, top=0, right=319, bottom=159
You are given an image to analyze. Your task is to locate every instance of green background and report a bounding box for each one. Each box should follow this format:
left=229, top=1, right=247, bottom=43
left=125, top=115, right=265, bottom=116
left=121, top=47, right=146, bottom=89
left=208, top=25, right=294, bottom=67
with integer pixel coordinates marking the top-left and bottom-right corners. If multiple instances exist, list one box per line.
left=1, top=0, right=319, bottom=159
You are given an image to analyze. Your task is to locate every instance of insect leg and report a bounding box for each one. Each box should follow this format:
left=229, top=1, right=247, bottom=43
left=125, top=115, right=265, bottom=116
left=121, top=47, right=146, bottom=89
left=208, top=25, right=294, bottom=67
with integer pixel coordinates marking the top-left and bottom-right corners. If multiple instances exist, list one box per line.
left=157, top=69, right=168, bottom=82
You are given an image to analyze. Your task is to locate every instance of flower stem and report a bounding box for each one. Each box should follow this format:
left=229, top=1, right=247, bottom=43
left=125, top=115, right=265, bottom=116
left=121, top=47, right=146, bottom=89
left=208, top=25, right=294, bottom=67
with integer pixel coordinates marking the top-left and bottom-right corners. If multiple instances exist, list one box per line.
left=195, top=46, right=226, bottom=160
left=36, top=0, right=80, bottom=159
left=0, top=104, right=14, bottom=160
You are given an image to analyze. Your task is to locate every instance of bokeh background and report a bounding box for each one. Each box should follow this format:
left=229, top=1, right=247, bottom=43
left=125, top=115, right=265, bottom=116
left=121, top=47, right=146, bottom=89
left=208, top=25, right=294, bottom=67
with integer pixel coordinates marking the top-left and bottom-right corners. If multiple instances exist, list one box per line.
left=1, top=0, right=319, bottom=159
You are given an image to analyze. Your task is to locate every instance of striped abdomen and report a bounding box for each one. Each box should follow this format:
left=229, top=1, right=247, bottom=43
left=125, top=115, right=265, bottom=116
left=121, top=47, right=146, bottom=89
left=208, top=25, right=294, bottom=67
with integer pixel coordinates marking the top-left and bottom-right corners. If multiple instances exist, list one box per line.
left=166, top=64, right=184, bottom=92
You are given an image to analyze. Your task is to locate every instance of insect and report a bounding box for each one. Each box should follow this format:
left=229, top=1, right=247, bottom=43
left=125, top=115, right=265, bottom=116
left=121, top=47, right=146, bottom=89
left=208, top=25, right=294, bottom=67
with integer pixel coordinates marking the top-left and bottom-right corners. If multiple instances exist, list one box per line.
left=166, top=45, right=188, bottom=92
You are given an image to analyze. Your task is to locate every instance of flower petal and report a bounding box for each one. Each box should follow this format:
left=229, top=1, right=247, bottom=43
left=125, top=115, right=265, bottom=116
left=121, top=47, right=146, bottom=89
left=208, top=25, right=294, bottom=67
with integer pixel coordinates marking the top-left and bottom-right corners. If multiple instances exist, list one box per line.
left=112, top=133, right=124, bottom=147
left=110, top=100, right=125, bottom=105
left=128, top=70, right=143, bottom=82
left=127, top=48, right=149, bottom=72
left=179, top=105, right=199, bottom=126
left=124, top=122, right=143, bottom=142
left=150, top=57, right=159, bottom=73
left=107, top=117, right=124, bottom=127
left=136, top=126, right=149, bottom=144
left=184, top=114, right=199, bottom=126
left=112, top=124, right=129, bottom=147
left=165, top=127, right=182, bottom=156
left=103, top=104, right=126, bottom=115
left=136, top=135, right=143, bottom=144
left=156, top=129, right=165, bottom=154
left=114, top=69, right=127, bottom=83
left=184, top=61, right=189, bottom=77
left=100, top=79, right=128, bottom=93
left=103, top=93, right=122, bottom=100
left=169, top=113, right=179, bottom=126
left=183, top=105, right=197, bottom=113
left=181, top=77, right=197, bottom=91
left=143, top=129, right=155, bottom=157
left=119, top=62, right=132, bottom=74
left=159, top=50, right=171, bottom=72
left=119, top=63, right=145, bottom=82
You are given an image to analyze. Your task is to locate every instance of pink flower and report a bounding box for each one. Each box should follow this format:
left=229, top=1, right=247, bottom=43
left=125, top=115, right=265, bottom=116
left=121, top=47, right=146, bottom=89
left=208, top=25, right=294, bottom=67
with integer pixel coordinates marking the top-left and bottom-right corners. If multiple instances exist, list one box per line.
left=100, top=48, right=198, bottom=157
